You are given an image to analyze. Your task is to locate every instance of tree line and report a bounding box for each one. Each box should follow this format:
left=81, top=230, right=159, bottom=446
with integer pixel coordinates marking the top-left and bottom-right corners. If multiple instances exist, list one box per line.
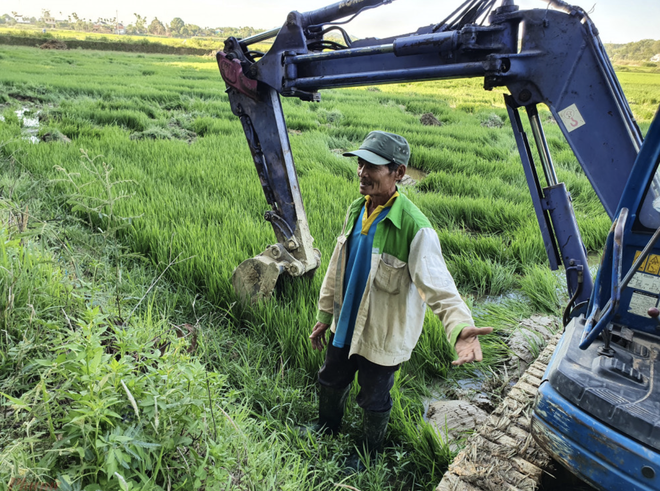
left=605, top=39, right=660, bottom=62
left=1, top=10, right=658, bottom=58
left=0, top=10, right=266, bottom=39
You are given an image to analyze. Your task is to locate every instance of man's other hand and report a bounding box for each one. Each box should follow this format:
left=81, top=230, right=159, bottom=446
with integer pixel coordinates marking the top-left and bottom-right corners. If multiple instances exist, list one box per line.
left=310, top=322, right=330, bottom=351
left=452, top=326, right=493, bottom=366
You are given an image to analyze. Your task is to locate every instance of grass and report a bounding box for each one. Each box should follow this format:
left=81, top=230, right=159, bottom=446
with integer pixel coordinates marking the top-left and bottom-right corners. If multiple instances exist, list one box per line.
left=0, top=154, right=457, bottom=490
left=0, top=44, right=658, bottom=490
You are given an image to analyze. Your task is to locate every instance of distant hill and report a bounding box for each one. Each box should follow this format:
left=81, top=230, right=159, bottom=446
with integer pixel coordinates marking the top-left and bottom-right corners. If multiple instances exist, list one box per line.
left=605, top=39, right=660, bottom=63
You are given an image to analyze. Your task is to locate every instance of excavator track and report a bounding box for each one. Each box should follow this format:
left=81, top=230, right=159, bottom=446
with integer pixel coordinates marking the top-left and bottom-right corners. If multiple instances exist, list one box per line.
left=436, top=334, right=561, bottom=491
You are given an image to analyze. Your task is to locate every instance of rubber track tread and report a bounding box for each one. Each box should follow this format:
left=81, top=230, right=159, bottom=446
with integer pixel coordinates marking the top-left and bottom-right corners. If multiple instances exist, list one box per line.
left=436, top=334, right=560, bottom=491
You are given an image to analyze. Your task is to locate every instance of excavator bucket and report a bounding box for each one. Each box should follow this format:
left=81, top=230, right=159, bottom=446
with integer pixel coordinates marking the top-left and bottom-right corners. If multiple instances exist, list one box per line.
left=231, top=255, right=283, bottom=304
left=232, top=244, right=321, bottom=304
left=219, top=54, right=321, bottom=304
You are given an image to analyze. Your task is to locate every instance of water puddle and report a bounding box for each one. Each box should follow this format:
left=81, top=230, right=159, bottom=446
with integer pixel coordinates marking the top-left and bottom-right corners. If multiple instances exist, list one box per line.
left=0, top=106, right=41, bottom=143
left=422, top=369, right=490, bottom=422
left=406, top=166, right=428, bottom=181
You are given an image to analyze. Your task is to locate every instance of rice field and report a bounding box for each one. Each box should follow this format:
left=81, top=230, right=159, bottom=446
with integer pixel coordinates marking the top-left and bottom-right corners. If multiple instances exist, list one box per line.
left=0, top=26, right=229, bottom=51
left=0, top=44, right=659, bottom=490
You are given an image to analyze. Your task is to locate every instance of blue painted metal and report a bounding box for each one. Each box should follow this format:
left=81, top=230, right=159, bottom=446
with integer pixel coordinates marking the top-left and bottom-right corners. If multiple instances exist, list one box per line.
left=615, top=107, right=660, bottom=232
left=220, top=0, right=643, bottom=305
left=533, top=381, right=660, bottom=491
left=544, top=183, right=594, bottom=305
left=579, top=208, right=628, bottom=349
left=505, top=95, right=560, bottom=271
left=583, top=107, right=660, bottom=338
left=392, top=31, right=460, bottom=57
left=532, top=107, right=660, bottom=489
left=503, top=8, right=641, bottom=220
left=278, top=23, right=515, bottom=94
left=290, top=43, right=394, bottom=63
left=300, top=0, right=391, bottom=29
left=291, top=62, right=487, bottom=90
left=506, top=95, right=592, bottom=304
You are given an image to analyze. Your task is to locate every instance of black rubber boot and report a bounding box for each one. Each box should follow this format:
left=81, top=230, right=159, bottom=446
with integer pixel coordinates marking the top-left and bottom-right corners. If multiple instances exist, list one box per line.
left=300, top=384, right=350, bottom=437
left=345, top=408, right=391, bottom=473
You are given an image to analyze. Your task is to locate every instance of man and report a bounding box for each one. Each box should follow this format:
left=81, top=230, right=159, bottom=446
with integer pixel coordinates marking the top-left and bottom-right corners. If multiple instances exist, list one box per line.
left=308, top=130, right=493, bottom=471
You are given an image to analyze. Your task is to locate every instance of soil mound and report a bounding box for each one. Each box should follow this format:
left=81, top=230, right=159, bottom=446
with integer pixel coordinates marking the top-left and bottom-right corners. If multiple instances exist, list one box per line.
left=40, top=39, right=68, bottom=50
left=506, top=315, right=557, bottom=376
left=41, top=131, right=71, bottom=143
left=420, top=112, right=442, bottom=126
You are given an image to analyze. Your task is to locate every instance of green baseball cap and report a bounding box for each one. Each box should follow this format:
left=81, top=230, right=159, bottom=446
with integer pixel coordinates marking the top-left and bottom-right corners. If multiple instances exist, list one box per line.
left=343, top=131, right=410, bottom=166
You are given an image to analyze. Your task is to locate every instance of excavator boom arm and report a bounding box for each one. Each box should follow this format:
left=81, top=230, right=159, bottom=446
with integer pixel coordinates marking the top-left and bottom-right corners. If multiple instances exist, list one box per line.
left=219, top=0, right=642, bottom=308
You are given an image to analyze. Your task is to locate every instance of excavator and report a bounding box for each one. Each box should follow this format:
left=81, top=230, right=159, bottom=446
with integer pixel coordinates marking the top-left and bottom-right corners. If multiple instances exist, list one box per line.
left=216, top=0, right=660, bottom=489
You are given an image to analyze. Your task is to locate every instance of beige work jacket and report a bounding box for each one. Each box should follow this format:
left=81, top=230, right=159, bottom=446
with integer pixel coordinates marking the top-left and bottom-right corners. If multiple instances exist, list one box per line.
left=316, top=193, right=474, bottom=366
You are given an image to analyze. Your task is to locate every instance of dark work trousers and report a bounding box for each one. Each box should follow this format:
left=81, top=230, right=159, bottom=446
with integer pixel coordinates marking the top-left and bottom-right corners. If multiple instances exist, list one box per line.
left=318, top=333, right=400, bottom=413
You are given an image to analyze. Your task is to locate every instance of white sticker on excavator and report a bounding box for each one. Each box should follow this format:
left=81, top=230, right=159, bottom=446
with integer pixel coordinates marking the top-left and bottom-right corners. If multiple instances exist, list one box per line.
left=628, top=272, right=660, bottom=293
left=558, top=104, right=586, bottom=132
left=628, top=291, right=658, bottom=317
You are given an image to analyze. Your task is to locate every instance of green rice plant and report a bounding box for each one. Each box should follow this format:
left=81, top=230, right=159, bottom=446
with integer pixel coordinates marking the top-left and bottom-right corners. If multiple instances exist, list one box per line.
left=389, top=397, right=453, bottom=486
left=406, top=309, right=455, bottom=380
left=0, top=164, right=339, bottom=491
left=190, top=116, right=232, bottom=137
left=519, top=264, right=563, bottom=315
left=89, top=109, right=150, bottom=132
left=508, top=224, right=550, bottom=268
left=317, top=108, right=344, bottom=125
left=436, top=230, right=508, bottom=267
left=0, top=211, right=68, bottom=387
left=447, top=253, right=518, bottom=297
left=1, top=108, right=20, bottom=127
left=52, top=150, right=140, bottom=239
left=472, top=297, right=535, bottom=328
left=577, top=213, right=612, bottom=252
left=417, top=170, right=530, bottom=205
left=0, top=44, right=658, bottom=489
left=418, top=193, right=528, bottom=235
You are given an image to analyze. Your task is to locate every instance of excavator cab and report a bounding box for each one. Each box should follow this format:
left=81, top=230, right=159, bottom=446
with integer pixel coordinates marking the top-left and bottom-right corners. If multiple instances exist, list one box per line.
left=532, top=107, right=660, bottom=491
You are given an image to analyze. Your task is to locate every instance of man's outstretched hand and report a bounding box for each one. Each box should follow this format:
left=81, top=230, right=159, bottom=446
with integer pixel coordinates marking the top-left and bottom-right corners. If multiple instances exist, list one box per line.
left=452, top=326, right=493, bottom=366
left=310, top=322, right=330, bottom=351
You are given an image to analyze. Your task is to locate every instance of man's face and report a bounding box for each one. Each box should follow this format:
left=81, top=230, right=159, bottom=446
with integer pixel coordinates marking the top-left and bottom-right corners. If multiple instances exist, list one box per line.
left=357, top=158, right=401, bottom=199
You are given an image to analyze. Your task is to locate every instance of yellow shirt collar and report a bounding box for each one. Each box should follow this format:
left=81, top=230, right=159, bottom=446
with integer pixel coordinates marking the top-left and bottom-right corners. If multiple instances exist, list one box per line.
left=362, top=191, right=399, bottom=234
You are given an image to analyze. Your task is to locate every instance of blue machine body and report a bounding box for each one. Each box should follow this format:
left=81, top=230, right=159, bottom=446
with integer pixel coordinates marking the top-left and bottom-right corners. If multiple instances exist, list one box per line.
left=218, top=0, right=660, bottom=487
left=532, top=107, right=660, bottom=491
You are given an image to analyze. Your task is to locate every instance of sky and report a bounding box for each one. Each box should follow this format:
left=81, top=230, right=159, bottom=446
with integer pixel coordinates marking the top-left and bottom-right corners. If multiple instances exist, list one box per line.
left=3, top=0, right=658, bottom=44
